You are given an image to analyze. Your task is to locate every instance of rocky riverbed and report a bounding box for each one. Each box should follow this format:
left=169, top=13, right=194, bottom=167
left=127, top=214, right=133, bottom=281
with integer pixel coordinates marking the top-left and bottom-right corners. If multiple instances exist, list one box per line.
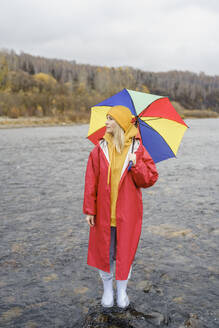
left=0, top=119, right=219, bottom=327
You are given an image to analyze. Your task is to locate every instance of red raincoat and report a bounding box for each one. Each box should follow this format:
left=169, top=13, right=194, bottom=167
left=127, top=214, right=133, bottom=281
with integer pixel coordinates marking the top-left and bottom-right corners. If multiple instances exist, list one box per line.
left=83, top=139, right=158, bottom=280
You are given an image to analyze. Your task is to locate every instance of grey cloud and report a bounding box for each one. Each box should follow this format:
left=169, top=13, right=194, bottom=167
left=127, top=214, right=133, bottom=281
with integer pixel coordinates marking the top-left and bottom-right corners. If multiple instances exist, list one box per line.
left=0, top=0, right=219, bottom=75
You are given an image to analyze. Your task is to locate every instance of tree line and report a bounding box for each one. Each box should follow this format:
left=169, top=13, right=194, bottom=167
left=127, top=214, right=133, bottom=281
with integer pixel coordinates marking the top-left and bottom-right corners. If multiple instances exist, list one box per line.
left=0, top=49, right=219, bottom=120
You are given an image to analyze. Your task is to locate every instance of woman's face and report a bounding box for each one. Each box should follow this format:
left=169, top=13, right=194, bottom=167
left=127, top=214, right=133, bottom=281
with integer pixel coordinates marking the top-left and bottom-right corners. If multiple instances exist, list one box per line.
left=105, top=115, right=117, bottom=134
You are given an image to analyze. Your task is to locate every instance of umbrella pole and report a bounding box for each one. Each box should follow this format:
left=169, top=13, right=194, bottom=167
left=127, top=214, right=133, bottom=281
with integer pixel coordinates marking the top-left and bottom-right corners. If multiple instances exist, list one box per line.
left=131, top=137, right=135, bottom=153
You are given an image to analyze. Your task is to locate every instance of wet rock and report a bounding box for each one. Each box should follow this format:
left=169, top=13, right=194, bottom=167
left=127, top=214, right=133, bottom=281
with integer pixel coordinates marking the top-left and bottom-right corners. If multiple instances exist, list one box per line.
left=184, top=313, right=205, bottom=328
left=0, top=307, right=23, bottom=325
left=81, top=304, right=171, bottom=327
left=136, top=279, right=163, bottom=296
left=136, top=280, right=152, bottom=293
left=43, top=273, right=58, bottom=282
left=178, top=313, right=205, bottom=328
left=74, top=286, right=89, bottom=295
left=24, top=320, right=39, bottom=328
left=173, top=296, right=184, bottom=304
left=146, top=224, right=196, bottom=239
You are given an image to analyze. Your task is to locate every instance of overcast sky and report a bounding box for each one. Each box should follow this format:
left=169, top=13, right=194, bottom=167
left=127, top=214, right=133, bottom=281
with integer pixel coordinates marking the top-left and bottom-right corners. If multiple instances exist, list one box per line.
left=1, top=0, right=219, bottom=75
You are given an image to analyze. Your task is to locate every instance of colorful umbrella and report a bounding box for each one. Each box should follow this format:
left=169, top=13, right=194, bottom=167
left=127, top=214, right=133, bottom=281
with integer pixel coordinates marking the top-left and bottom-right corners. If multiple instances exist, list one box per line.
left=87, top=88, right=188, bottom=163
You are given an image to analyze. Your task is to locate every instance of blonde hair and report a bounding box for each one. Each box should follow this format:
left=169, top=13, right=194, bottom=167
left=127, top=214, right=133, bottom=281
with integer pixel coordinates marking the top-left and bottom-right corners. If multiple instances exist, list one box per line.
left=112, top=121, right=124, bottom=153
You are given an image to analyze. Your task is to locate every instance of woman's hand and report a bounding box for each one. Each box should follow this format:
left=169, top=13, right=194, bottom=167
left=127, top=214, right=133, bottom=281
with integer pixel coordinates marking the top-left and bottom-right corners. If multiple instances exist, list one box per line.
left=86, top=215, right=95, bottom=227
left=128, top=153, right=136, bottom=166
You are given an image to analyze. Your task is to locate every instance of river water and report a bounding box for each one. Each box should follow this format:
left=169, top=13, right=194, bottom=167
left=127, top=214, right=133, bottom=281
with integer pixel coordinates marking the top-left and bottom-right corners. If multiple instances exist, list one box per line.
left=0, top=119, right=219, bottom=327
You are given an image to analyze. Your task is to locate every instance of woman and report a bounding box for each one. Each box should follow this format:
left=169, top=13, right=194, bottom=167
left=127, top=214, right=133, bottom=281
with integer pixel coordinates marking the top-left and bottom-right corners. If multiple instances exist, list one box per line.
left=83, top=105, right=158, bottom=308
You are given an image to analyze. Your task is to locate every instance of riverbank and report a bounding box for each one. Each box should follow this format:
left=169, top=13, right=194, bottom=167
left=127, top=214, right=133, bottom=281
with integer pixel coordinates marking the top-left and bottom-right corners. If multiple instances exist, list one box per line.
left=0, top=109, right=218, bottom=129
left=0, top=116, right=85, bottom=129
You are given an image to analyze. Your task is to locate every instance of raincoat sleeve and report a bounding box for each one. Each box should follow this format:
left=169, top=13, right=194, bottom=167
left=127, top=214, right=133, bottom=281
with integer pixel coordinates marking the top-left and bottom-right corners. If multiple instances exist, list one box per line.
left=83, top=147, right=99, bottom=216
left=130, top=145, right=158, bottom=188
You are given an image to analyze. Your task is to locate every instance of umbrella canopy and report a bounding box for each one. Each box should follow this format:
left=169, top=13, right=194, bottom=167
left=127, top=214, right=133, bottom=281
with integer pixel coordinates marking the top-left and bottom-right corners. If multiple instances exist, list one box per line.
left=87, top=88, right=188, bottom=163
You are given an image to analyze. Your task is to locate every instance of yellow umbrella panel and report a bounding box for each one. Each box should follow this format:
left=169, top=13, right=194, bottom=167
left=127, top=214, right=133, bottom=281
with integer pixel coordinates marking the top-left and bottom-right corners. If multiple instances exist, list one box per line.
left=87, top=106, right=109, bottom=144
left=141, top=117, right=188, bottom=156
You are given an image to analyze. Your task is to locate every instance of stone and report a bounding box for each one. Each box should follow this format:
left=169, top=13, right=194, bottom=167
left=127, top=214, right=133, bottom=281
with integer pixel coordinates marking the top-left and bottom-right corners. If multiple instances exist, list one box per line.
left=136, top=280, right=152, bottom=293
left=43, top=273, right=58, bottom=282
left=74, top=286, right=89, bottom=295
left=0, top=307, right=23, bottom=323
left=146, top=224, right=195, bottom=239
left=81, top=305, right=171, bottom=327
left=184, top=313, right=204, bottom=328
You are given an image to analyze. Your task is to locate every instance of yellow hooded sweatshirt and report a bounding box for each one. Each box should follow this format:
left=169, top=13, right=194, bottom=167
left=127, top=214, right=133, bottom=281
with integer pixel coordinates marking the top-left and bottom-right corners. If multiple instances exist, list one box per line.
left=104, top=124, right=138, bottom=227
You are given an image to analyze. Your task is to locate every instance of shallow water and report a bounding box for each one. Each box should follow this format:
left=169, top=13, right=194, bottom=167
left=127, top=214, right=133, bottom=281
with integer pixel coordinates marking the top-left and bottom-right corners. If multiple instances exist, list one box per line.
left=0, top=119, right=219, bottom=327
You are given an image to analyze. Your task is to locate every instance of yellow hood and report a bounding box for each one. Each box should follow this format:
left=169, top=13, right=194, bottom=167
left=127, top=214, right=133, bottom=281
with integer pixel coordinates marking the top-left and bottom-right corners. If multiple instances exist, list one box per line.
left=103, top=123, right=138, bottom=185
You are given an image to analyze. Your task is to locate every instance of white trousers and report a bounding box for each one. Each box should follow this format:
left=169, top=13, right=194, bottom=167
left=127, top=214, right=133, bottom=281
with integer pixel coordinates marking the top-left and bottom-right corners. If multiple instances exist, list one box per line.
left=99, top=227, right=132, bottom=281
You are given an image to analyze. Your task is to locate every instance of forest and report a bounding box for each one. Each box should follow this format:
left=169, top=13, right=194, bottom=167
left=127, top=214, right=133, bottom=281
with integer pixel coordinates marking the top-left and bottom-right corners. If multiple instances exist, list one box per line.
left=0, top=49, right=219, bottom=122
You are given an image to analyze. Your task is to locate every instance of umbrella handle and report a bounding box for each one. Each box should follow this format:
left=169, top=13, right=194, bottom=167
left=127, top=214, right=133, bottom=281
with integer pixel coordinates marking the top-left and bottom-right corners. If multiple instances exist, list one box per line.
left=128, top=161, right=133, bottom=171
left=128, top=137, right=135, bottom=172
